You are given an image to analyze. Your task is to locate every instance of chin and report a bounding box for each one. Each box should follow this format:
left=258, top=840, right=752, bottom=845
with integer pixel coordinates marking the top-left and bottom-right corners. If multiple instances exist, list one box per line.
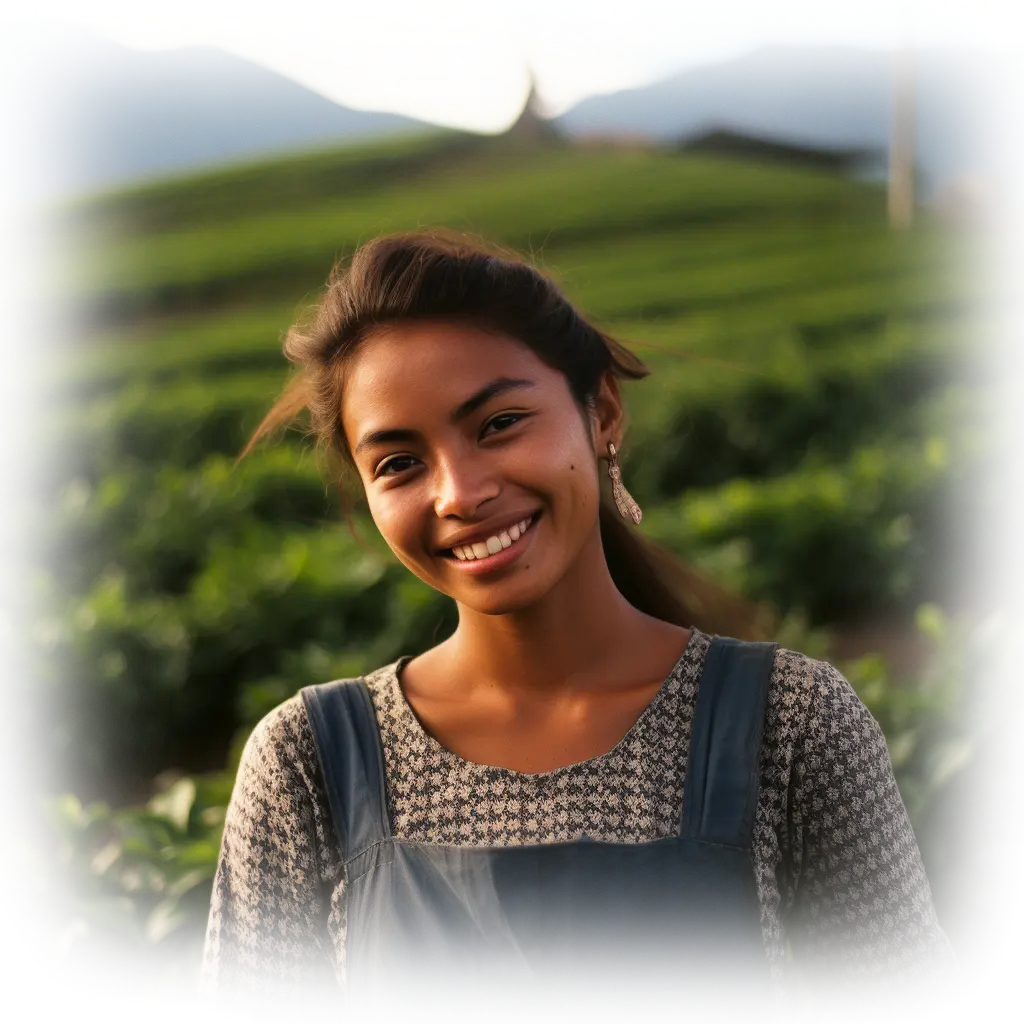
left=456, top=577, right=552, bottom=614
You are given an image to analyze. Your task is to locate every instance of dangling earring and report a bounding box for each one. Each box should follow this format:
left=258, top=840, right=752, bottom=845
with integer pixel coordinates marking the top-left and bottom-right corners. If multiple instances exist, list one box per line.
left=606, top=442, right=642, bottom=524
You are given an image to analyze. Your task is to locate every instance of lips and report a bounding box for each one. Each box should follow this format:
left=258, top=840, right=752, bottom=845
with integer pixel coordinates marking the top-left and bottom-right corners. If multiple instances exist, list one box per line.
left=441, top=512, right=539, bottom=561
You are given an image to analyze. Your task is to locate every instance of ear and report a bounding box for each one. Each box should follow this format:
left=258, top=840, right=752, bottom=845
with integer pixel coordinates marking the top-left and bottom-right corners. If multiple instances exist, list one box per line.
left=588, top=371, right=625, bottom=456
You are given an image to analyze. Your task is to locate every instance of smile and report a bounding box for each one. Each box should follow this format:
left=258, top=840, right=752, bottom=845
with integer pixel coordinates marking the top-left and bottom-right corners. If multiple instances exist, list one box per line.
left=444, top=513, right=539, bottom=572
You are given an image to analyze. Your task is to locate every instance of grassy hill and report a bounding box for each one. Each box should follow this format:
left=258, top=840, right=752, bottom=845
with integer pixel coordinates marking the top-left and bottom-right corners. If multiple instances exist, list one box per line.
left=37, top=129, right=981, bottom=967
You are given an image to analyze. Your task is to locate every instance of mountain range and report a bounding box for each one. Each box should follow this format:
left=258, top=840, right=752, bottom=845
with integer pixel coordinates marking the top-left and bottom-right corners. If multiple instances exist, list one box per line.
left=554, top=47, right=995, bottom=192
left=35, top=31, right=423, bottom=197
left=33, top=30, right=997, bottom=198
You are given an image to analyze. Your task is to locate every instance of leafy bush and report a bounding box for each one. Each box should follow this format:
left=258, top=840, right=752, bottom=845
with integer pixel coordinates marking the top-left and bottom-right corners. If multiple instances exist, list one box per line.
left=0, top=565, right=194, bottom=786
left=3, top=774, right=231, bottom=999
left=1, top=376, right=288, bottom=503
left=647, top=385, right=1015, bottom=618
left=47, top=302, right=296, bottom=401
left=34, top=498, right=454, bottom=795
left=48, top=450, right=334, bottom=590
left=625, top=318, right=963, bottom=497
left=839, top=598, right=1024, bottom=950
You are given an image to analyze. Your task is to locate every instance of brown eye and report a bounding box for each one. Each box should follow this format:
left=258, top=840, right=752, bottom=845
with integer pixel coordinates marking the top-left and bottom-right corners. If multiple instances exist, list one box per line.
left=376, top=454, right=415, bottom=477
left=483, top=413, right=524, bottom=434
left=374, top=411, right=528, bottom=479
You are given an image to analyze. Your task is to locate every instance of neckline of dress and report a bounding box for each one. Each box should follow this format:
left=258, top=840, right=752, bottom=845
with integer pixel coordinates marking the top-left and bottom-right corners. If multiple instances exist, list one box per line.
left=382, top=627, right=708, bottom=780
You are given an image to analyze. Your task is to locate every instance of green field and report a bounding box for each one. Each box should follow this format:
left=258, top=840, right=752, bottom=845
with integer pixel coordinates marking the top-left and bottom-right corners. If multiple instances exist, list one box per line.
left=38, top=129, right=981, bottom=969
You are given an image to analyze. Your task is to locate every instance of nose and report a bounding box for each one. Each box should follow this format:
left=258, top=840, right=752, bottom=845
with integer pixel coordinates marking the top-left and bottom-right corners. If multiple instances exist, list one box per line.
left=432, top=453, right=500, bottom=520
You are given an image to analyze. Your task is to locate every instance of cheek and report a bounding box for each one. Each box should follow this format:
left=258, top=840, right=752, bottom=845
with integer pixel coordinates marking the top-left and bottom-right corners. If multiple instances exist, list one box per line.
left=369, top=500, right=440, bottom=585
left=366, top=490, right=421, bottom=554
left=532, top=430, right=589, bottom=477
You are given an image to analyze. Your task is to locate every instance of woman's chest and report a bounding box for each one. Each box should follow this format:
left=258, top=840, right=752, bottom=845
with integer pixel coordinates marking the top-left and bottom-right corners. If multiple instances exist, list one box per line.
left=403, top=680, right=669, bottom=776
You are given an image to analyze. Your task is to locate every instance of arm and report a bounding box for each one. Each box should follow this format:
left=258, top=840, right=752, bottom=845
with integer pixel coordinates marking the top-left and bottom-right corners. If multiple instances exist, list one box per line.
left=785, top=659, right=953, bottom=982
left=202, top=697, right=342, bottom=992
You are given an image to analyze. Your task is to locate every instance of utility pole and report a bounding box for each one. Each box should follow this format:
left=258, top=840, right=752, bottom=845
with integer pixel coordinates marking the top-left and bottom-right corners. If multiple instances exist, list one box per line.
left=888, top=46, right=915, bottom=230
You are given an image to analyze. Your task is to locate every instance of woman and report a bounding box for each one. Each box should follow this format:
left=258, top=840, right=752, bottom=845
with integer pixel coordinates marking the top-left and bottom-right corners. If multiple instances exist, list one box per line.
left=202, top=231, right=950, bottom=1004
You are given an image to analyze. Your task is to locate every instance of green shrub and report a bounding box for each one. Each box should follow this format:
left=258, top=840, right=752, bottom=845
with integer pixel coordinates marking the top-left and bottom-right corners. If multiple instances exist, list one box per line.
left=0, top=452, right=344, bottom=598
left=626, top=319, right=963, bottom=497
left=642, top=426, right=972, bottom=620
left=0, top=569, right=193, bottom=782
left=35, top=508, right=447, bottom=793
left=4, top=770, right=232, bottom=1003
left=49, top=373, right=287, bottom=477
left=843, top=598, right=1019, bottom=950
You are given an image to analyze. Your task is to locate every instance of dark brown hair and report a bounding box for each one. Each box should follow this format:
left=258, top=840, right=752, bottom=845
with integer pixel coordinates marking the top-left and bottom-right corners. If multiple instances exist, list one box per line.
left=247, top=230, right=763, bottom=638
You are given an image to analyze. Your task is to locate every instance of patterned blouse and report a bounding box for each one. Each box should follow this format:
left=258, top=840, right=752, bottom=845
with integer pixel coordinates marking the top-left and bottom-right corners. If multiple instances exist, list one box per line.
left=202, top=628, right=950, bottom=993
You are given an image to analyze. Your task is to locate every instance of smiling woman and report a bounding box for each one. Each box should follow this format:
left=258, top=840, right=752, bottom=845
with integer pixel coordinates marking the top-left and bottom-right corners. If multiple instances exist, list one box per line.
left=203, top=231, right=952, bottom=1008
left=240, top=231, right=749, bottom=634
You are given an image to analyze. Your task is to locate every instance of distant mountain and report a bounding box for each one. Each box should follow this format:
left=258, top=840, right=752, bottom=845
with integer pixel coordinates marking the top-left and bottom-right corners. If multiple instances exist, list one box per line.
left=555, top=47, right=998, bottom=192
left=31, top=33, right=998, bottom=199
left=35, top=31, right=433, bottom=197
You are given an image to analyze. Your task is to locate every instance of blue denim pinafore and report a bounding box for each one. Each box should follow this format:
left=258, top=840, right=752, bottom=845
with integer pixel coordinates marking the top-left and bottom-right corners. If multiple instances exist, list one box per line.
left=301, top=637, right=776, bottom=995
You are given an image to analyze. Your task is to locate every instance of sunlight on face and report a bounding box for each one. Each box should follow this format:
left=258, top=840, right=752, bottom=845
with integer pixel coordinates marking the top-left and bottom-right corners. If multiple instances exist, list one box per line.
left=341, top=320, right=613, bottom=615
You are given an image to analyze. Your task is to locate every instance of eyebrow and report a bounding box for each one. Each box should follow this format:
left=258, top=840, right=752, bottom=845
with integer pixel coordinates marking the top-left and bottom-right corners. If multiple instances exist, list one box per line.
left=352, top=377, right=537, bottom=457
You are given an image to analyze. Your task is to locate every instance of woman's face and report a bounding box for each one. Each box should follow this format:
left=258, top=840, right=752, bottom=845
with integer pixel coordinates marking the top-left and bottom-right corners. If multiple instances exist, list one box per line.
left=341, top=320, right=621, bottom=616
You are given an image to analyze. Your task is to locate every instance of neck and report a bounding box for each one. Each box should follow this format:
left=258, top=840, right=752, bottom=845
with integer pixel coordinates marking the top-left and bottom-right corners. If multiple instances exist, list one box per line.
left=446, top=523, right=654, bottom=695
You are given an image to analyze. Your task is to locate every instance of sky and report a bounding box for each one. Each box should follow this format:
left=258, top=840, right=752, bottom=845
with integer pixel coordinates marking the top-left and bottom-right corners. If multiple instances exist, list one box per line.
left=16, top=0, right=1020, bottom=132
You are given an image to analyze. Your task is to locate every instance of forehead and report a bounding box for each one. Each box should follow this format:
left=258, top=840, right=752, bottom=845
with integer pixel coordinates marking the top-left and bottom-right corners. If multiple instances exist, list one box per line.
left=341, top=320, right=565, bottom=431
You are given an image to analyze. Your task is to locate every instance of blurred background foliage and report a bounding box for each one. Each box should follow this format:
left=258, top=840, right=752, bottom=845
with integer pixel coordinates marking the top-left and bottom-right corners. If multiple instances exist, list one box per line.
left=32, top=128, right=986, bottom=976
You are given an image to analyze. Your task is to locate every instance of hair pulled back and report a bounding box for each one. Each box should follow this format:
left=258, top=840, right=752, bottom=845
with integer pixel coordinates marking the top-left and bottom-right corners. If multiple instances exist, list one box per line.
left=248, top=230, right=762, bottom=637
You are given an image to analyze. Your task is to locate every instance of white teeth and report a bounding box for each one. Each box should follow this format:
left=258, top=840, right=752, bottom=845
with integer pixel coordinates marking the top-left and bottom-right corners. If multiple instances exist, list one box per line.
left=451, top=515, right=536, bottom=563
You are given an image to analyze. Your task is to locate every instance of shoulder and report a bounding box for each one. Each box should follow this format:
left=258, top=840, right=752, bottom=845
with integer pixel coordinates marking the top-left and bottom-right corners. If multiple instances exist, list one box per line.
left=757, top=643, right=890, bottom=833
left=770, top=643, right=901, bottom=811
left=238, top=694, right=314, bottom=778
left=239, top=663, right=405, bottom=782
left=798, top=654, right=890, bottom=772
left=229, top=693, right=330, bottom=826
left=763, top=643, right=878, bottom=752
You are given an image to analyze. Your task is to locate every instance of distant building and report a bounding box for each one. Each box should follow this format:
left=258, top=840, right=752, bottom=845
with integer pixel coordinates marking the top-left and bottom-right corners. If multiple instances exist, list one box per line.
left=572, top=132, right=655, bottom=152
left=678, top=127, right=882, bottom=176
